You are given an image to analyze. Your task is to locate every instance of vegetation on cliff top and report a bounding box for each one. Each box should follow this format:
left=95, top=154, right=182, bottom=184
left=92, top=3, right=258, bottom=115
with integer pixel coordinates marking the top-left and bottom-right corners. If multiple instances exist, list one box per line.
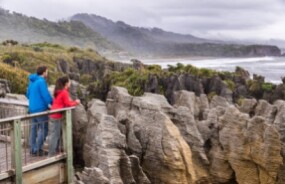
left=107, top=62, right=279, bottom=103
left=108, top=63, right=234, bottom=96
left=0, top=41, right=113, bottom=94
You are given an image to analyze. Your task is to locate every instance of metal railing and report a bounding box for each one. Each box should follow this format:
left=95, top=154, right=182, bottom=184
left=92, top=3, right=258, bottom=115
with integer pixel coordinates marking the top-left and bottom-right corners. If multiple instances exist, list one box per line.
left=0, top=99, right=75, bottom=184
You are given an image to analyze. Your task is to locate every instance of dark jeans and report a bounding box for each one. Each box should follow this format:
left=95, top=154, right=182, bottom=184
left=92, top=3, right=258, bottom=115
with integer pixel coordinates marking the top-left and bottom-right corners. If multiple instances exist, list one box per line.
left=48, top=118, right=62, bottom=156
left=29, top=116, right=49, bottom=154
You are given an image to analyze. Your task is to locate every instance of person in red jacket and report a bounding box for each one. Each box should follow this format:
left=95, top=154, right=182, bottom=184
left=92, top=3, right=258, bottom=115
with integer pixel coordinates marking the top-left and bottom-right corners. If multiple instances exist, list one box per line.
left=49, top=76, right=80, bottom=156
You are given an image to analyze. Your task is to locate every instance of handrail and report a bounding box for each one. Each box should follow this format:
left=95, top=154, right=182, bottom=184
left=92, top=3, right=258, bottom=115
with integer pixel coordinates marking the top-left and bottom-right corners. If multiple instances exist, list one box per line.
left=0, top=107, right=76, bottom=123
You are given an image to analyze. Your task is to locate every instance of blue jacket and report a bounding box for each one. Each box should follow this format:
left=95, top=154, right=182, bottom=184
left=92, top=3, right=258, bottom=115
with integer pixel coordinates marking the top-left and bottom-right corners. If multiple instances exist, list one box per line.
left=26, top=74, right=52, bottom=113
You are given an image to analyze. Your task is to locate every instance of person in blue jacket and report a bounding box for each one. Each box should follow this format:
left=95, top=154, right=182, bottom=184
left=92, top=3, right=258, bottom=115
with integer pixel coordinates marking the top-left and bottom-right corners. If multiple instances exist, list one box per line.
left=26, top=66, right=52, bottom=156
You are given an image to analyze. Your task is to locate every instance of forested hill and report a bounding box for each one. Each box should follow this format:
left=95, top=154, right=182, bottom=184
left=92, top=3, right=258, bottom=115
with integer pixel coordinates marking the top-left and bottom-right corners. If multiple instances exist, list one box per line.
left=72, top=13, right=282, bottom=58
left=0, top=8, right=121, bottom=55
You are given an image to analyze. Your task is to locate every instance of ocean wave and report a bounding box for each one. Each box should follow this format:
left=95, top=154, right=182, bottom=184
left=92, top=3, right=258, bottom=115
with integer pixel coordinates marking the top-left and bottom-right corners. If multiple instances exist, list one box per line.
left=142, top=57, right=285, bottom=83
left=144, top=57, right=276, bottom=68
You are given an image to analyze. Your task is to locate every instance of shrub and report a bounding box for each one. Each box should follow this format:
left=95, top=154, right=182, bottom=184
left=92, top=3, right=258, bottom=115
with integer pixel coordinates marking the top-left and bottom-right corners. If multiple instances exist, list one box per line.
left=207, top=91, right=217, bottom=100
left=249, top=82, right=261, bottom=93
left=198, top=68, right=216, bottom=78
left=168, top=63, right=185, bottom=73
left=1, top=52, right=26, bottom=66
left=261, top=83, right=273, bottom=92
left=0, top=62, right=29, bottom=94
left=32, top=42, right=63, bottom=49
left=1, top=54, right=13, bottom=64
left=147, top=65, right=162, bottom=73
left=109, top=68, right=148, bottom=96
left=237, top=97, right=245, bottom=106
left=247, top=80, right=261, bottom=93
left=224, top=79, right=236, bottom=91
left=68, top=47, right=79, bottom=52
left=87, top=48, right=94, bottom=52
left=32, top=46, right=43, bottom=52
left=219, top=71, right=233, bottom=80
left=167, top=63, right=218, bottom=77
left=2, top=40, right=18, bottom=46
left=80, top=74, right=93, bottom=85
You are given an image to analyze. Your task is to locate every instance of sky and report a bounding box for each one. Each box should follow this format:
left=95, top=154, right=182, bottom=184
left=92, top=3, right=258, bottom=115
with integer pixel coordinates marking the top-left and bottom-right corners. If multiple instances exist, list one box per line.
left=1, top=0, right=285, bottom=41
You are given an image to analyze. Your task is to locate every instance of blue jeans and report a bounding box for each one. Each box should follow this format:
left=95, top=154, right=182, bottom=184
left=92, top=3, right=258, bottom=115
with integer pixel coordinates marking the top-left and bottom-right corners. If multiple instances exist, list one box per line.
left=48, top=118, right=62, bottom=156
left=29, top=116, right=49, bottom=154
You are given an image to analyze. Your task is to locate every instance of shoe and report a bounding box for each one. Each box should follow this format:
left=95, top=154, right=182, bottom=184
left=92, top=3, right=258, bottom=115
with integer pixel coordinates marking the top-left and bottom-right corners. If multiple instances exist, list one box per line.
left=38, top=150, right=48, bottom=156
left=30, top=150, right=36, bottom=156
left=30, top=153, right=37, bottom=157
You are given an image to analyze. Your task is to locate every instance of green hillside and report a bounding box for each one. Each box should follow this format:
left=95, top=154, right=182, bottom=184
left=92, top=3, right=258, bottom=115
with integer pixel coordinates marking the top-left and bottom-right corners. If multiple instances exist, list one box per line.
left=0, top=9, right=121, bottom=55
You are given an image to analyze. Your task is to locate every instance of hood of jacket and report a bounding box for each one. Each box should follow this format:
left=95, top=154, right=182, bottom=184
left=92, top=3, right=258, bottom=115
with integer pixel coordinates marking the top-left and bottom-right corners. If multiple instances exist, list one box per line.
left=28, top=73, right=40, bottom=83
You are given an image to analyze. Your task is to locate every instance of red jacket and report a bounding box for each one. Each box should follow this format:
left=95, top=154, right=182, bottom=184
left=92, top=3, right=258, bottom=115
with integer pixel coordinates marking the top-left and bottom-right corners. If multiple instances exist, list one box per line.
left=49, top=89, right=79, bottom=119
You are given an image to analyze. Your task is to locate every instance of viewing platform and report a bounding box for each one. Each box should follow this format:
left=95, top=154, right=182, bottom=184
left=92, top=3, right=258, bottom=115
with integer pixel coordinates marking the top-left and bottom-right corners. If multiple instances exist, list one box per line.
left=0, top=98, right=74, bottom=184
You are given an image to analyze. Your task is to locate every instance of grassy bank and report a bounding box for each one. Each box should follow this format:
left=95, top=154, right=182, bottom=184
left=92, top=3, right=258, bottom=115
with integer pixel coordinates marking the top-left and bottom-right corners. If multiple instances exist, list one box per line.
left=0, top=41, right=111, bottom=93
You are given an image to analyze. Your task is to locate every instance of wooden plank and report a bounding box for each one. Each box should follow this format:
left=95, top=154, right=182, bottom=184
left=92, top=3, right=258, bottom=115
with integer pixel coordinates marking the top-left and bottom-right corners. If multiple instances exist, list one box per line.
left=0, top=154, right=67, bottom=181
left=66, top=110, right=74, bottom=184
left=0, top=171, right=14, bottom=180
left=22, top=162, right=66, bottom=184
left=59, top=163, right=65, bottom=183
left=13, top=119, right=22, bottom=184
left=22, top=154, right=66, bottom=173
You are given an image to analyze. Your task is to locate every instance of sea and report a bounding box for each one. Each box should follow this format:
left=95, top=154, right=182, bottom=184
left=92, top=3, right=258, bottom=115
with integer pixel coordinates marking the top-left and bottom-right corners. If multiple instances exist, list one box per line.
left=138, top=57, right=285, bottom=84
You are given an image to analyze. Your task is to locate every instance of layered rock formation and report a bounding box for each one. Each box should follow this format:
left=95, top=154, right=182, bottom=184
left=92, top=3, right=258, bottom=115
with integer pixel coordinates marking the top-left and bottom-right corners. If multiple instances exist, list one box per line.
left=74, top=86, right=285, bottom=184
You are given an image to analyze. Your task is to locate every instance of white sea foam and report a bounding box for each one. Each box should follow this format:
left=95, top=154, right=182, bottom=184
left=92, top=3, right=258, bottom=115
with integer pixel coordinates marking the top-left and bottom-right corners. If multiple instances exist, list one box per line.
left=142, top=57, right=285, bottom=84
left=144, top=57, right=274, bottom=68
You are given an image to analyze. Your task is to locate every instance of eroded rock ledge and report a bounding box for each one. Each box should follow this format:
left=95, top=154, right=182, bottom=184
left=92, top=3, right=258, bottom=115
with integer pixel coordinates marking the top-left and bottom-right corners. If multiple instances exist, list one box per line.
left=74, top=86, right=284, bottom=184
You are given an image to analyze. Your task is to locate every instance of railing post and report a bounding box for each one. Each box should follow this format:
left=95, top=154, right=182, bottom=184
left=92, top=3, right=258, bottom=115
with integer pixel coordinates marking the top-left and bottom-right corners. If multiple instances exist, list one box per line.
left=11, top=119, right=22, bottom=184
left=65, top=109, right=73, bottom=184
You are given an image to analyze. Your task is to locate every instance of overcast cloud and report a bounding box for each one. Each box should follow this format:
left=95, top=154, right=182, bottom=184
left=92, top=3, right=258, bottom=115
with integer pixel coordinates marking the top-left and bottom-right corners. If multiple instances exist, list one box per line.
left=1, top=0, right=285, bottom=40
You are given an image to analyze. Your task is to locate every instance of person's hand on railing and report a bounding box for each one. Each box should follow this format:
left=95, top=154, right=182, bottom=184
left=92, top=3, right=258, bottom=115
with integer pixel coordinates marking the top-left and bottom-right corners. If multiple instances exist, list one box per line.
left=75, top=99, right=81, bottom=105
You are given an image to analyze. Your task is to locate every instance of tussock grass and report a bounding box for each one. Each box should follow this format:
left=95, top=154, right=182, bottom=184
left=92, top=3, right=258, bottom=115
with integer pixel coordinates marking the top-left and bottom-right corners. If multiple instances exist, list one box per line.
left=0, top=62, right=29, bottom=94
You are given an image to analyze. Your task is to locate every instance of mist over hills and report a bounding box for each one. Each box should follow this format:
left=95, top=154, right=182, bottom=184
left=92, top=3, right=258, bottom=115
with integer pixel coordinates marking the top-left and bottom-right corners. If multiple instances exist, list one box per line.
left=71, top=13, right=281, bottom=58
left=265, top=39, right=285, bottom=53
left=0, top=8, right=121, bottom=54
left=0, top=8, right=282, bottom=58
left=71, top=13, right=218, bottom=46
left=71, top=13, right=221, bottom=57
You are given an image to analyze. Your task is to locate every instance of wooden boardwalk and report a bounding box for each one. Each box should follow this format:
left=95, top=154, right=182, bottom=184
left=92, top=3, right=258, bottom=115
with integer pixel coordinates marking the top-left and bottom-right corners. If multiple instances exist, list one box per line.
left=0, top=142, right=65, bottom=174
left=0, top=99, right=74, bottom=183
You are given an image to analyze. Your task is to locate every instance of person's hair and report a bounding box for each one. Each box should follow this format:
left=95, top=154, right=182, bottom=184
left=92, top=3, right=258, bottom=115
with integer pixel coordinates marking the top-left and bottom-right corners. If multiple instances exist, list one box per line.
left=54, top=76, right=70, bottom=97
left=37, top=66, right=48, bottom=75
